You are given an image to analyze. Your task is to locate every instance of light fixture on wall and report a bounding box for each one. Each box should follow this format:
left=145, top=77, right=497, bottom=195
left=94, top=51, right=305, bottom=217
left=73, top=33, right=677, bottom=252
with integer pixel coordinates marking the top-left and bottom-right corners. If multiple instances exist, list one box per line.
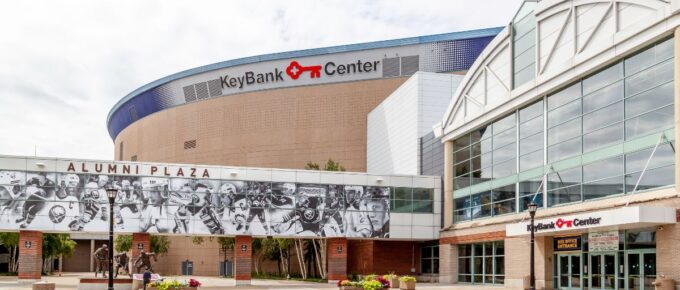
left=376, top=177, right=384, bottom=183
left=35, top=162, right=45, bottom=167
left=230, top=171, right=238, bottom=176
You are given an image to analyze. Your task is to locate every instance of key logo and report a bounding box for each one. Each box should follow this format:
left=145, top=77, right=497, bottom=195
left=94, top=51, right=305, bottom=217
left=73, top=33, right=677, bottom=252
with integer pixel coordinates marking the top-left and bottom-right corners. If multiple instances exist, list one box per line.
left=286, top=61, right=322, bottom=80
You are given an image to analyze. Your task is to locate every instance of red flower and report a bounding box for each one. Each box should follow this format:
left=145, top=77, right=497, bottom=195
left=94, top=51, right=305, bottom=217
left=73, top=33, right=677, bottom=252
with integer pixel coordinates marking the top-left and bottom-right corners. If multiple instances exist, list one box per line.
left=188, top=278, right=202, bottom=287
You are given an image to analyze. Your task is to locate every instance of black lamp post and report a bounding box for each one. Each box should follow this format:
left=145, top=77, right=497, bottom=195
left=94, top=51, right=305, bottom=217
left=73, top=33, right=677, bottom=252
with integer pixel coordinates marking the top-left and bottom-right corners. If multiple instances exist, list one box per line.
left=527, top=202, right=538, bottom=290
left=105, top=187, right=118, bottom=290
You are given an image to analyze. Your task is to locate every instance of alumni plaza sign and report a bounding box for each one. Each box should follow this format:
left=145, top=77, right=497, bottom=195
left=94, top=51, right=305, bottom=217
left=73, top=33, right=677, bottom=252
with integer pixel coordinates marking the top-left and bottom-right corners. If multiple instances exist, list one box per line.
left=506, top=206, right=676, bottom=237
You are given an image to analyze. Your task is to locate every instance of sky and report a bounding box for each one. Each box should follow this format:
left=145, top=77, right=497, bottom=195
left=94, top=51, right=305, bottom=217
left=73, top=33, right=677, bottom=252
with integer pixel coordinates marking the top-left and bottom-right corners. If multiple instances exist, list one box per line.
left=0, top=0, right=523, bottom=161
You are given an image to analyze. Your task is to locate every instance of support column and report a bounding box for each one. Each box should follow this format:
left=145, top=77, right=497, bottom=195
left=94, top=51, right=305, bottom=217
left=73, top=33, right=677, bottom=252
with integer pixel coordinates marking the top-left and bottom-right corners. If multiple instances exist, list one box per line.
left=234, top=235, right=252, bottom=286
left=18, top=231, right=42, bottom=281
left=327, top=238, right=348, bottom=282
left=675, top=26, right=680, bottom=195
left=131, top=232, right=151, bottom=273
left=444, top=141, right=454, bottom=228
left=438, top=242, right=458, bottom=284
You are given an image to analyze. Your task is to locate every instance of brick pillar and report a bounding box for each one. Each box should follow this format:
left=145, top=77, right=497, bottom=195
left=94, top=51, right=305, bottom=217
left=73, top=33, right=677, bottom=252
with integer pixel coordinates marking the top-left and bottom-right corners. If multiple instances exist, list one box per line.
left=131, top=232, right=151, bottom=273
left=327, top=238, right=348, bottom=282
left=234, top=235, right=252, bottom=285
left=18, top=231, right=42, bottom=280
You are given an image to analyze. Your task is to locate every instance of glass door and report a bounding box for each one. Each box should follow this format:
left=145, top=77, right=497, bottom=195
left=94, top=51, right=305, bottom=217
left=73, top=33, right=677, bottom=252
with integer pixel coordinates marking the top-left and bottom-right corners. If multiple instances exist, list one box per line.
left=590, top=253, right=618, bottom=290
left=558, top=254, right=582, bottom=290
left=626, top=251, right=656, bottom=290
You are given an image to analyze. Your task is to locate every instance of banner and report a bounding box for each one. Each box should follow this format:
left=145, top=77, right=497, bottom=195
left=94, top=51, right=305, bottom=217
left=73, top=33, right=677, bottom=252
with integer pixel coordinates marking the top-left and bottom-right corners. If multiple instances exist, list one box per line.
left=588, top=231, right=619, bottom=252
left=0, top=170, right=391, bottom=238
left=554, top=235, right=581, bottom=252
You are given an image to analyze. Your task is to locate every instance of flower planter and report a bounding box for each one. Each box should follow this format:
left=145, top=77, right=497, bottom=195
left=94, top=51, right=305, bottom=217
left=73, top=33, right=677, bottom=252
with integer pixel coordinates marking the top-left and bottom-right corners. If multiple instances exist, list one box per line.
left=399, top=281, right=416, bottom=290
left=148, top=287, right=197, bottom=290
left=339, top=287, right=362, bottom=290
left=389, top=278, right=400, bottom=288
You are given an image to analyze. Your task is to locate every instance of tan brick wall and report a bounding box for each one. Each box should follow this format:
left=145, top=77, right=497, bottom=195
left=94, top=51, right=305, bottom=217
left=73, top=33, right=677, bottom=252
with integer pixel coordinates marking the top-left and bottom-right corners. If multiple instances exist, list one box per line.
left=114, top=77, right=408, bottom=171
left=438, top=243, right=457, bottom=284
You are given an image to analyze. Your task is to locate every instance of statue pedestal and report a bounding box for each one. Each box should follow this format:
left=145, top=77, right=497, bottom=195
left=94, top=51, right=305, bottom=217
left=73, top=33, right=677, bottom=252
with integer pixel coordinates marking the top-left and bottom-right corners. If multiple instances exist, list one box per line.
left=78, top=278, right=133, bottom=290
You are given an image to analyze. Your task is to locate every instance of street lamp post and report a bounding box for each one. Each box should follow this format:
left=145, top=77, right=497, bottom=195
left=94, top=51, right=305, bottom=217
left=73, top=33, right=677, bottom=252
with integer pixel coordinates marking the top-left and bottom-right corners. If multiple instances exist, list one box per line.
left=105, top=187, right=118, bottom=290
left=528, top=202, right=538, bottom=290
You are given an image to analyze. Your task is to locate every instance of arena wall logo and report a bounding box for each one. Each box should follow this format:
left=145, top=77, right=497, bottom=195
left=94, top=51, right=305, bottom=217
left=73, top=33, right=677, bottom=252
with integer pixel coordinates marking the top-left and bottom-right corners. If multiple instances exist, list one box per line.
left=219, top=58, right=381, bottom=90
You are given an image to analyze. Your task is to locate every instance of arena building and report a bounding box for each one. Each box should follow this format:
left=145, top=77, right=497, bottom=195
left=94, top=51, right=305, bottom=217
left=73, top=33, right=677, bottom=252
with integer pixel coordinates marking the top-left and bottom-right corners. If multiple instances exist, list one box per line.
left=0, top=28, right=505, bottom=282
left=433, top=1, right=680, bottom=290
left=106, top=28, right=499, bottom=171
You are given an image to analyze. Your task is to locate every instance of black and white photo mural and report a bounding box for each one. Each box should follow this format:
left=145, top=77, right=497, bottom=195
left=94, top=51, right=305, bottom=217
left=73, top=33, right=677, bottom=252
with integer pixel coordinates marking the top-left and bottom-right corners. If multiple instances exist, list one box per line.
left=0, top=170, right=391, bottom=238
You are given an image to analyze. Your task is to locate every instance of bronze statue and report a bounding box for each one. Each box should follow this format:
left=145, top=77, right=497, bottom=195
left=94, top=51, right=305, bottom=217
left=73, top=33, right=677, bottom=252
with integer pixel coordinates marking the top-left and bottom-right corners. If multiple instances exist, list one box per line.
left=114, top=252, right=130, bottom=278
left=93, top=244, right=109, bottom=278
left=133, top=250, right=157, bottom=273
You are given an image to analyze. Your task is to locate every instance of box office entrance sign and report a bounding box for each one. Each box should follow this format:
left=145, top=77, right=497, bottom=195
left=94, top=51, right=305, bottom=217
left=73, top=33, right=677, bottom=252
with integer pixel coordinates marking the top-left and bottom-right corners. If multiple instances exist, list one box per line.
left=554, top=235, right=581, bottom=252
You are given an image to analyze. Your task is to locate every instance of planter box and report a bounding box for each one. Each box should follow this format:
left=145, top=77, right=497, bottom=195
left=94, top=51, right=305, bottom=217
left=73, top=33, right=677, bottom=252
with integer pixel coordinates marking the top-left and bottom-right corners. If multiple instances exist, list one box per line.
left=148, top=287, right=197, bottom=290
left=389, top=278, right=400, bottom=288
left=339, top=287, right=362, bottom=290
left=399, top=281, right=416, bottom=290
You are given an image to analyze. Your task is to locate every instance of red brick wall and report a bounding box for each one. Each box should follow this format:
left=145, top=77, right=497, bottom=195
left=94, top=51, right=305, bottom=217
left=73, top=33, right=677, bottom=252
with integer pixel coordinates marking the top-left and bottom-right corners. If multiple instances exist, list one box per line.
left=439, top=231, right=506, bottom=244
left=373, top=241, right=420, bottom=275
left=234, top=236, right=252, bottom=281
left=327, top=238, right=348, bottom=281
left=18, top=231, right=42, bottom=280
left=348, top=240, right=374, bottom=275
left=347, top=240, right=421, bottom=276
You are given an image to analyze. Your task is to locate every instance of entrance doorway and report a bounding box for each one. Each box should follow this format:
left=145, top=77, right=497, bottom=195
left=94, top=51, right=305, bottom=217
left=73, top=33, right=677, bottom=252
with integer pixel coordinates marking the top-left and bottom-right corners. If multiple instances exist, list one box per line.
left=557, top=254, right=582, bottom=290
left=626, top=251, right=655, bottom=290
left=589, top=253, right=618, bottom=290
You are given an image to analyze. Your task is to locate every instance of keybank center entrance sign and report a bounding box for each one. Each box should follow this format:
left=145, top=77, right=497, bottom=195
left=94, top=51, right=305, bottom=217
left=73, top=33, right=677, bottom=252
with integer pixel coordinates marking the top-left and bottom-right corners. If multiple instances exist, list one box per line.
left=0, top=156, right=440, bottom=240
left=506, top=206, right=676, bottom=237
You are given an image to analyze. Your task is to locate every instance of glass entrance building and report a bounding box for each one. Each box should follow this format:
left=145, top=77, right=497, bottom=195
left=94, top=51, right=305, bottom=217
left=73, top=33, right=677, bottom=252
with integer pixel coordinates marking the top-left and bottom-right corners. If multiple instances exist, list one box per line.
left=434, top=1, right=680, bottom=290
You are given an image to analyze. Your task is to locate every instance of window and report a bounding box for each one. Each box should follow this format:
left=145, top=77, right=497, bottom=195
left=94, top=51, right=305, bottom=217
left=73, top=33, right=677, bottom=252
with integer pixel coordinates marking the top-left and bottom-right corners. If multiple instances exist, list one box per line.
left=458, top=241, right=504, bottom=285
left=452, top=37, right=674, bottom=222
left=390, top=188, right=434, bottom=213
left=420, top=245, right=439, bottom=274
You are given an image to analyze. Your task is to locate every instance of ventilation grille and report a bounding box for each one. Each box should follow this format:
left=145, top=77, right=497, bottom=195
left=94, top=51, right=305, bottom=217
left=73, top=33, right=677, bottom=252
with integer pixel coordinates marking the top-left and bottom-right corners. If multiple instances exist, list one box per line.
left=382, top=57, right=400, bottom=77
left=184, top=140, right=197, bottom=150
left=183, top=79, right=223, bottom=104
left=128, top=106, right=139, bottom=121
left=400, top=55, right=419, bottom=76
left=130, top=155, right=137, bottom=162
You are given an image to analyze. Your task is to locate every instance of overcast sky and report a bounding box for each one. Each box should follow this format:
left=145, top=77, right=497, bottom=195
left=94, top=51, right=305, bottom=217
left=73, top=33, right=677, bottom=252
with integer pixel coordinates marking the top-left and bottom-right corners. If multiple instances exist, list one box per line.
left=0, top=0, right=523, bottom=161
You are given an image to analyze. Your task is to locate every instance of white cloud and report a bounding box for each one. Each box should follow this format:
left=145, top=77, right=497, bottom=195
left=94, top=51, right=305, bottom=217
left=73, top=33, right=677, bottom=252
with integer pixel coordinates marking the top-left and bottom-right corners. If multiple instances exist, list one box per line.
left=0, top=0, right=523, bottom=160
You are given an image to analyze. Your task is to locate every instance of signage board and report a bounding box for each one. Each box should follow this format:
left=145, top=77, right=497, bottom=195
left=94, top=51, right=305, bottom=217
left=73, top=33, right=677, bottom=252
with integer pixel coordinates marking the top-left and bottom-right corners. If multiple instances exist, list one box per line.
left=588, top=231, right=620, bottom=252
left=554, top=235, right=581, bottom=252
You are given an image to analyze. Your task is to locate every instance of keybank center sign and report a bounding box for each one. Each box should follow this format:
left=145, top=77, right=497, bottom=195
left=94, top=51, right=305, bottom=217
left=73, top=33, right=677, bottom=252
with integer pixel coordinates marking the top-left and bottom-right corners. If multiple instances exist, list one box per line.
left=218, top=59, right=382, bottom=90
left=171, top=44, right=421, bottom=105
left=506, top=206, right=677, bottom=237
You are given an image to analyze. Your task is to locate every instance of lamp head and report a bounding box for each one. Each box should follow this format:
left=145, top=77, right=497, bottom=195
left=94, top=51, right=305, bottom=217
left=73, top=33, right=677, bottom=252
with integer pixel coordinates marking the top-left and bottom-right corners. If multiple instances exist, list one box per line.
left=528, top=202, right=538, bottom=216
left=105, top=187, right=118, bottom=203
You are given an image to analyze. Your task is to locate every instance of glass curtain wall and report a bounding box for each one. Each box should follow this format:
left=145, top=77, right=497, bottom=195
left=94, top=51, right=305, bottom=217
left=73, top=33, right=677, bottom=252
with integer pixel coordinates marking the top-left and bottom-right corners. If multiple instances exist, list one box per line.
left=458, top=241, right=505, bottom=285
left=453, top=37, right=675, bottom=223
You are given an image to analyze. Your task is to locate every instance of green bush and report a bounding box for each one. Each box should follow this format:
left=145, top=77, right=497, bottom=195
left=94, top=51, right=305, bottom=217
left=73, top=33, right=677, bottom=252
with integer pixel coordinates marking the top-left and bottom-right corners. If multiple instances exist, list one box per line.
left=362, top=280, right=383, bottom=290
left=399, top=275, right=416, bottom=282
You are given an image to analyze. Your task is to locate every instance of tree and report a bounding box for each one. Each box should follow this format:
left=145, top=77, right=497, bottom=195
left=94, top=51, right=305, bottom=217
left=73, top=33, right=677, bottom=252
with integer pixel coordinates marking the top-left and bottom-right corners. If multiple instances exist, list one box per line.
left=150, top=236, right=170, bottom=256
left=114, top=235, right=132, bottom=253
left=0, top=232, right=19, bottom=273
left=191, top=237, right=205, bottom=245
left=275, top=238, right=293, bottom=277
left=305, top=159, right=346, bottom=172
left=41, top=234, right=76, bottom=274
left=293, top=239, right=307, bottom=279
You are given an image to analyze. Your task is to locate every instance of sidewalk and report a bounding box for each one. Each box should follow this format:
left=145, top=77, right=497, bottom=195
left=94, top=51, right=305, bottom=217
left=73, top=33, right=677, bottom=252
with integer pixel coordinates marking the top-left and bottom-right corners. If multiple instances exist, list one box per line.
left=0, top=273, right=504, bottom=290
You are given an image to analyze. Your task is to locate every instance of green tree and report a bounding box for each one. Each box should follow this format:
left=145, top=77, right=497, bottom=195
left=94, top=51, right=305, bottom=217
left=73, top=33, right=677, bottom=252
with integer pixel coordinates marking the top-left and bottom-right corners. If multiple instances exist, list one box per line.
left=275, top=238, right=294, bottom=277
left=150, top=235, right=170, bottom=256
left=42, top=234, right=76, bottom=274
left=114, top=235, right=132, bottom=253
left=0, top=232, right=19, bottom=273
left=191, top=237, right=205, bottom=245
left=305, top=159, right=346, bottom=172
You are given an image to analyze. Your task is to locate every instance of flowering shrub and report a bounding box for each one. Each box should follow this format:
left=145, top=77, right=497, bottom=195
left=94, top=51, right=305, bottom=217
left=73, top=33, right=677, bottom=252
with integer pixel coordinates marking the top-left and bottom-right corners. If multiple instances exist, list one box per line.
left=187, top=278, right=202, bottom=287
left=374, top=277, right=389, bottom=288
left=362, top=280, right=384, bottom=290
left=399, top=276, right=416, bottom=283
left=364, top=274, right=378, bottom=281
left=149, top=278, right=202, bottom=289
left=338, top=280, right=352, bottom=287
left=383, top=273, right=398, bottom=280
